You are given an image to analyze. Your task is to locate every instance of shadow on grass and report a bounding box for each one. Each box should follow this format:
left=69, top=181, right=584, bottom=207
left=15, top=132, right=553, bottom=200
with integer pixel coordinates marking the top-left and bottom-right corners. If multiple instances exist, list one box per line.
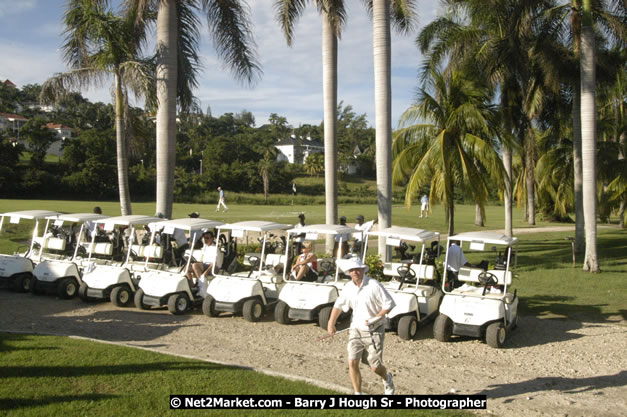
left=0, top=394, right=117, bottom=411
left=519, top=295, right=615, bottom=320
left=475, top=370, right=627, bottom=399
left=1, top=360, right=232, bottom=379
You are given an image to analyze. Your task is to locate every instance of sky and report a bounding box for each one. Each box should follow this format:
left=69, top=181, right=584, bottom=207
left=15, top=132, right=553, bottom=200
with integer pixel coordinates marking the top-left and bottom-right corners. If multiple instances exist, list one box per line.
left=0, top=0, right=443, bottom=128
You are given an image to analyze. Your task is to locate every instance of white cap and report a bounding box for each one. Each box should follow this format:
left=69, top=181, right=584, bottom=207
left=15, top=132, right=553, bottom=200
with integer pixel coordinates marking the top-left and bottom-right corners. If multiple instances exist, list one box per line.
left=338, top=257, right=369, bottom=273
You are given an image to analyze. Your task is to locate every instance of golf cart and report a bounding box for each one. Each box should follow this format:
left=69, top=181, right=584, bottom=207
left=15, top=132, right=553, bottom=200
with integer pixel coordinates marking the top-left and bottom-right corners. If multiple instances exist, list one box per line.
left=0, top=210, right=60, bottom=292
left=79, top=215, right=164, bottom=306
left=135, top=218, right=224, bottom=314
left=31, top=212, right=109, bottom=298
left=434, top=232, right=519, bottom=348
left=203, top=221, right=291, bottom=322
left=364, top=226, right=443, bottom=340
left=274, top=224, right=358, bottom=329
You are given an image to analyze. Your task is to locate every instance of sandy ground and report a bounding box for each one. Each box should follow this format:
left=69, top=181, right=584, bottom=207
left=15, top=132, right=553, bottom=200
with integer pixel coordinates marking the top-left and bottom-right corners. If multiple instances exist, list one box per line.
left=1, top=290, right=625, bottom=417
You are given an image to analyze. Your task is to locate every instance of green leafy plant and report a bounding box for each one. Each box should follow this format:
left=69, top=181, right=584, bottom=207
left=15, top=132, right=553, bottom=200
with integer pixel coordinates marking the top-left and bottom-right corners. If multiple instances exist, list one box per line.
left=365, top=254, right=385, bottom=281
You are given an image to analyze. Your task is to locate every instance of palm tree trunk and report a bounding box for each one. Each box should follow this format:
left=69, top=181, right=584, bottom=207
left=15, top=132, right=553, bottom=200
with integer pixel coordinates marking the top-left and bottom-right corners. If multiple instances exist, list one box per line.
left=372, top=0, right=392, bottom=260
left=448, top=199, right=455, bottom=236
left=322, top=14, right=338, bottom=254
left=475, top=203, right=484, bottom=227
left=580, top=12, right=599, bottom=272
left=525, top=127, right=536, bottom=225
left=114, top=71, right=132, bottom=216
left=573, top=83, right=585, bottom=252
left=619, top=199, right=626, bottom=229
left=155, top=0, right=178, bottom=219
left=503, top=144, right=513, bottom=236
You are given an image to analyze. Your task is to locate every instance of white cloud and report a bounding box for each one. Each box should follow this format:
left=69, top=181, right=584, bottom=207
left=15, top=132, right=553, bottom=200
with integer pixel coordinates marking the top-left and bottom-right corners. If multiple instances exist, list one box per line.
left=0, top=0, right=37, bottom=18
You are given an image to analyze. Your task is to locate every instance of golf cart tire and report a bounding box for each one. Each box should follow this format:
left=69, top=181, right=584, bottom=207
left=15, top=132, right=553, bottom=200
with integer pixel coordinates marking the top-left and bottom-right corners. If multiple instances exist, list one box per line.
left=434, top=314, right=453, bottom=342
left=168, top=293, right=190, bottom=315
left=202, top=295, right=218, bottom=317
left=243, top=298, right=264, bottom=322
left=31, top=278, right=44, bottom=295
left=398, top=315, right=418, bottom=341
left=318, top=306, right=332, bottom=330
left=274, top=300, right=290, bottom=325
left=134, top=289, right=149, bottom=310
left=78, top=282, right=90, bottom=301
left=111, top=285, right=132, bottom=307
left=57, top=277, right=78, bottom=299
left=12, top=273, right=33, bottom=293
left=486, top=321, right=507, bottom=348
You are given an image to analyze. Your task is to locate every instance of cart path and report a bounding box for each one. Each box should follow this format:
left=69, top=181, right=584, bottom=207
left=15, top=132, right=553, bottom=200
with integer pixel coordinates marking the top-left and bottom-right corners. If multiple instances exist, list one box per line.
left=1, top=292, right=625, bottom=417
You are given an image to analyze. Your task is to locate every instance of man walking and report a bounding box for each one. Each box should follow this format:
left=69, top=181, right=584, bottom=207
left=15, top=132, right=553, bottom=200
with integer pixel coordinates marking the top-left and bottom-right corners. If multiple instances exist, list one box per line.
left=327, top=257, right=396, bottom=395
left=216, top=186, right=228, bottom=212
left=420, top=194, right=429, bottom=218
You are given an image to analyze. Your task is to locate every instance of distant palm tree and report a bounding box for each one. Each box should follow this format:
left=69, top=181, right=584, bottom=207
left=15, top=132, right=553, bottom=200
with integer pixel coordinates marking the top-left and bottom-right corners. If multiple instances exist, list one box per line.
left=304, top=152, right=325, bottom=177
left=41, top=0, right=154, bottom=215
left=134, top=0, right=261, bottom=218
left=275, top=0, right=347, bottom=237
left=392, top=69, right=503, bottom=235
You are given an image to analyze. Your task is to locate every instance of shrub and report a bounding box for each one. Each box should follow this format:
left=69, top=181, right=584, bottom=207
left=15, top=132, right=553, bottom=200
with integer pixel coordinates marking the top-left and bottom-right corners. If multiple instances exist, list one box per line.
left=364, top=254, right=385, bottom=281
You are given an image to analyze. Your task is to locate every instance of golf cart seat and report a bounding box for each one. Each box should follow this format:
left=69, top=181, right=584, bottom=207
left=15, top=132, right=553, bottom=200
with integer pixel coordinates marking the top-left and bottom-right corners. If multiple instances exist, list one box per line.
left=264, top=253, right=286, bottom=267
left=130, top=244, right=163, bottom=259
left=458, top=267, right=512, bottom=285
left=384, top=262, right=435, bottom=281
left=87, top=242, right=113, bottom=256
left=400, top=284, right=436, bottom=297
left=35, top=237, right=66, bottom=251
left=183, top=247, right=223, bottom=268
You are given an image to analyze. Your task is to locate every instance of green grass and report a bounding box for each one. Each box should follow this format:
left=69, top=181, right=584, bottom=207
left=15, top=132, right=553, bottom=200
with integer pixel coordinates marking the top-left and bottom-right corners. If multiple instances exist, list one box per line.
left=0, top=333, right=466, bottom=417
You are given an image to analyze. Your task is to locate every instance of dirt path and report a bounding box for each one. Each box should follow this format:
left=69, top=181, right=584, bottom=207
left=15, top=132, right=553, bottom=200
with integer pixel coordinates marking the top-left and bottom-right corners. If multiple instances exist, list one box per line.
left=1, top=292, right=625, bottom=417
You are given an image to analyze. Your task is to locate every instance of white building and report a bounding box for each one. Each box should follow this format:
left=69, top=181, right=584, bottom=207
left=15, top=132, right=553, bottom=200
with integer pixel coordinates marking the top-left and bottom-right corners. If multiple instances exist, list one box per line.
left=275, top=135, right=324, bottom=164
left=45, top=123, right=75, bottom=156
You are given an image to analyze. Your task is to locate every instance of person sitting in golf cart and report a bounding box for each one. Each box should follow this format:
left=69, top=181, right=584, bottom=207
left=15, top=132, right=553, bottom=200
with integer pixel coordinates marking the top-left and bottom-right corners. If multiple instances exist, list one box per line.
left=186, top=230, right=219, bottom=287
left=290, top=241, right=318, bottom=282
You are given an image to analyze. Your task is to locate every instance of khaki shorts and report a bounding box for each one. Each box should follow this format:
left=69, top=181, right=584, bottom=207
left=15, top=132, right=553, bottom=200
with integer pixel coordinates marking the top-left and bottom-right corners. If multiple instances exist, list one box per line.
left=347, top=327, right=385, bottom=369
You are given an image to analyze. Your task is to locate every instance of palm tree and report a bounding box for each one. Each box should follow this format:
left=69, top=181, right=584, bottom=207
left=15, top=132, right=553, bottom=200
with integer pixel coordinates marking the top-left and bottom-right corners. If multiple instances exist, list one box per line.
left=304, top=152, right=325, bottom=177
left=41, top=0, right=154, bottom=215
left=134, top=0, right=261, bottom=218
left=275, top=0, right=347, bottom=249
left=392, top=68, right=503, bottom=235
left=362, top=0, right=416, bottom=257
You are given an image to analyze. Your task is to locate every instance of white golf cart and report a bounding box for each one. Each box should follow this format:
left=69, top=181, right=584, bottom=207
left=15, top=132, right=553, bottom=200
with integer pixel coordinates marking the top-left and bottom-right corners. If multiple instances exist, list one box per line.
left=135, top=218, right=224, bottom=315
left=79, top=215, right=164, bottom=306
left=274, top=224, right=357, bottom=329
left=31, top=212, right=109, bottom=298
left=364, top=226, right=443, bottom=340
left=0, top=210, right=60, bottom=292
left=203, top=221, right=291, bottom=322
left=434, top=232, right=519, bottom=348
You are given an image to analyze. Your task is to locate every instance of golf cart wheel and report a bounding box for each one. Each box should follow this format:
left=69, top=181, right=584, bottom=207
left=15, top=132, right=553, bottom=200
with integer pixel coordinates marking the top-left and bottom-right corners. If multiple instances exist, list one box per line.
left=202, top=295, right=217, bottom=317
left=12, top=273, right=33, bottom=293
left=134, top=289, right=149, bottom=310
left=78, top=282, right=90, bottom=302
left=31, top=278, right=44, bottom=295
left=274, top=301, right=290, bottom=325
left=318, top=306, right=332, bottom=330
left=398, top=315, right=418, bottom=341
left=486, top=322, right=507, bottom=348
left=57, top=277, right=78, bottom=299
left=243, top=298, right=264, bottom=322
left=168, top=293, right=190, bottom=315
left=111, top=285, right=132, bottom=307
left=433, top=314, right=453, bottom=342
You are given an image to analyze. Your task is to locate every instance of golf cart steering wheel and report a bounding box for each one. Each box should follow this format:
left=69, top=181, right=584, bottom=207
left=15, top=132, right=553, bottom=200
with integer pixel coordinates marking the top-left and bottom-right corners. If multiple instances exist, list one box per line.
left=397, top=265, right=416, bottom=290
left=319, top=259, right=335, bottom=275
left=247, top=255, right=261, bottom=277
left=478, top=271, right=498, bottom=296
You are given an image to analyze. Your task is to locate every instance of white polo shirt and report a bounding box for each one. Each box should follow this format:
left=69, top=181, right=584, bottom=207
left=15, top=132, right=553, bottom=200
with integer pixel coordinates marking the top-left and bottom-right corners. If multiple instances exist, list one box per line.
left=446, top=243, right=468, bottom=272
left=334, top=275, right=395, bottom=331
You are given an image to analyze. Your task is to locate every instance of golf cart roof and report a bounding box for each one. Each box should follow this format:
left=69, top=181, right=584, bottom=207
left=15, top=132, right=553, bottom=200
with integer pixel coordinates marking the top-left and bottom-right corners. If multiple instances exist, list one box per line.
left=449, top=231, right=518, bottom=246
left=1, top=210, right=60, bottom=220
left=286, top=224, right=357, bottom=235
left=367, top=226, right=439, bottom=242
left=47, top=213, right=109, bottom=223
left=97, top=215, right=164, bottom=227
left=219, top=220, right=291, bottom=232
left=151, top=218, right=224, bottom=233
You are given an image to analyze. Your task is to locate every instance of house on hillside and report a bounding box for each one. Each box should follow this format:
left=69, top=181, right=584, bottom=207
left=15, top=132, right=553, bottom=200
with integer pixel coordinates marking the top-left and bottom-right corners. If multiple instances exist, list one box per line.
left=0, top=112, right=29, bottom=135
left=275, top=135, right=324, bottom=164
left=45, top=123, right=75, bottom=157
left=3, top=79, right=16, bottom=88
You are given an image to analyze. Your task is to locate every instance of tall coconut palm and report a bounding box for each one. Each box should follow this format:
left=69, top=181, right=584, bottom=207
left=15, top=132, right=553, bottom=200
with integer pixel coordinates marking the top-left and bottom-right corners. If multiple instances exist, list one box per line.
left=134, top=0, right=261, bottom=218
left=392, top=68, right=503, bottom=235
left=362, top=0, right=416, bottom=258
left=41, top=0, right=155, bottom=215
left=274, top=0, right=347, bottom=251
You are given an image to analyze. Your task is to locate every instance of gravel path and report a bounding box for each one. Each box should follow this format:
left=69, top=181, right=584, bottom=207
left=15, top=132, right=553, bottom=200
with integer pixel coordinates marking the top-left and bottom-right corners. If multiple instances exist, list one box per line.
left=1, top=291, right=625, bottom=417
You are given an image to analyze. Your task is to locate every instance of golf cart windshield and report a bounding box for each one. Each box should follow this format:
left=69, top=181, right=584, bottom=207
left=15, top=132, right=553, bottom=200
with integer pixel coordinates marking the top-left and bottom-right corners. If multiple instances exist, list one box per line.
left=0, top=210, right=61, bottom=258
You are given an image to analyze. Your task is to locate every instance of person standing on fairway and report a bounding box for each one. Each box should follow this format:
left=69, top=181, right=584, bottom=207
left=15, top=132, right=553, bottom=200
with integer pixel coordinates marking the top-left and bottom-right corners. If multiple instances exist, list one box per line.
left=420, top=194, right=429, bottom=218
left=216, top=186, right=228, bottom=212
left=327, top=257, right=396, bottom=395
